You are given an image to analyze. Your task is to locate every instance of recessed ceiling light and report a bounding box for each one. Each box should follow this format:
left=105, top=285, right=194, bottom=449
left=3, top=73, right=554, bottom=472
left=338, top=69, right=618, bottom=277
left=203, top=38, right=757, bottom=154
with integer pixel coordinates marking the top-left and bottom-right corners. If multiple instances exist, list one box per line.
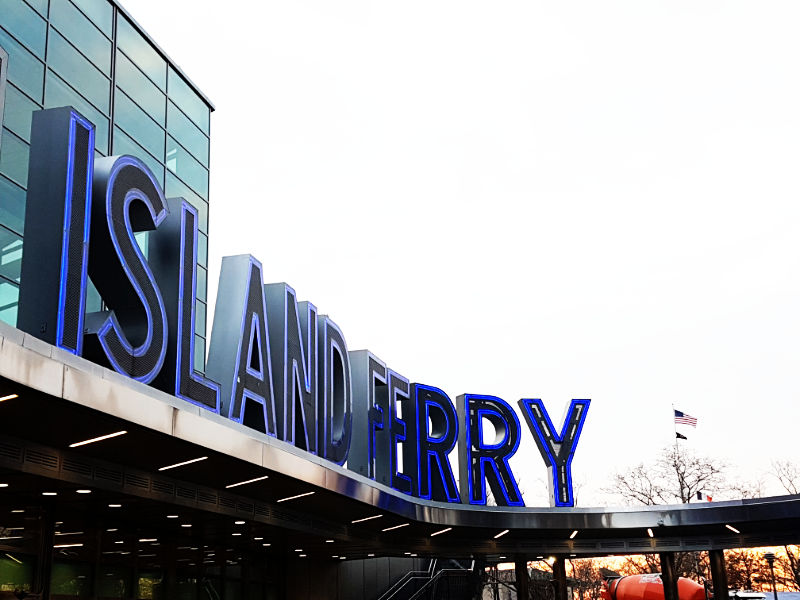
left=232, top=533, right=242, bottom=536
left=181, top=524, right=192, bottom=528
left=647, top=528, right=654, bottom=538
left=76, top=490, right=91, bottom=494
left=725, top=524, right=741, bottom=534
left=139, top=539, right=157, bottom=543
left=234, top=521, right=245, bottom=525
left=499, top=556, right=507, bottom=560
left=493, top=529, right=509, bottom=539
left=254, top=537, right=263, bottom=541
left=0, top=484, right=8, bottom=488
left=368, top=553, right=375, bottom=557
left=106, top=529, right=117, bottom=532
left=351, top=514, right=383, bottom=524
left=108, top=504, right=122, bottom=508
left=167, top=515, right=179, bottom=519
left=276, top=491, right=315, bottom=503
left=382, top=523, right=410, bottom=532
left=225, top=475, right=269, bottom=489
left=294, top=549, right=303, bottom=552
left=115, top=541, right=124, bottom=545
left=325, top=539, right=334, bottom=543
left=570, top=530, right=579, bottom=539
left=42, top=492, right=57, bottom=496
left=54, top=543, right=83, bottom=548
left=70, top=431, right=127, bottom=448
left=262, top=543, right=271, bottom=547
left=0, top=394, right=18, bottom=402
left=299, top=554, right=306, bottom=558
left=10, top=510, right=23, bottom=514
left=430, top=527, right=451, bottom=537
left=158, top=457, right=207, bottom=471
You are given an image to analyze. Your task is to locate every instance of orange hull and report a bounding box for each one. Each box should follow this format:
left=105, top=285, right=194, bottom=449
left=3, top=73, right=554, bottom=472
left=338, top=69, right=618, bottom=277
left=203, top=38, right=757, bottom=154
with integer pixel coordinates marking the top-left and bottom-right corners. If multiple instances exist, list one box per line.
left=602, top=574, right=706, bottom=600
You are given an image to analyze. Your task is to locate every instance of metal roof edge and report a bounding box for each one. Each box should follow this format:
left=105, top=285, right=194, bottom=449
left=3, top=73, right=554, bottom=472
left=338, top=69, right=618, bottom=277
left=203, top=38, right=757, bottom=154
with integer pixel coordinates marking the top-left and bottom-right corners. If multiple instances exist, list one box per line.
left=111, top=0, right=216, bottom=112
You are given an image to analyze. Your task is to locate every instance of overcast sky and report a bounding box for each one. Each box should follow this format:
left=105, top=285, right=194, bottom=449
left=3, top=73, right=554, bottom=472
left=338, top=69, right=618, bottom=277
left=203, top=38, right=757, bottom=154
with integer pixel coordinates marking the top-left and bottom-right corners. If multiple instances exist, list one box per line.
left=123, top=0, right=800, bottom=506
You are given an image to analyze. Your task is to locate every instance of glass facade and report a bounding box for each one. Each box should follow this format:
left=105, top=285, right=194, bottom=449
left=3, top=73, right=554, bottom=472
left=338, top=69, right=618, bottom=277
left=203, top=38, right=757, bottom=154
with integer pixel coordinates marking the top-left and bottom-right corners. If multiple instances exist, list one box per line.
left=0, top=0, right=212, bottom=371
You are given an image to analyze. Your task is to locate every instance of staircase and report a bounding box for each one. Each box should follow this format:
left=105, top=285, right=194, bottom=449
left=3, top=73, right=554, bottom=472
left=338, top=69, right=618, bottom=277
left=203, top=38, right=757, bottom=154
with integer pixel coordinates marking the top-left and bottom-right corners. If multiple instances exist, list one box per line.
left=376, top=559, right=480, bottom=600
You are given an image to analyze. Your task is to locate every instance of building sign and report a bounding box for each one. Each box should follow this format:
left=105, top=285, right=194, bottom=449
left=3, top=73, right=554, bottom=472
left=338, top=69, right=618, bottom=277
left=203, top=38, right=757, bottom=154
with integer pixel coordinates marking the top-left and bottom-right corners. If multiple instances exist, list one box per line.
left=16, top=107, right=590, bottom=508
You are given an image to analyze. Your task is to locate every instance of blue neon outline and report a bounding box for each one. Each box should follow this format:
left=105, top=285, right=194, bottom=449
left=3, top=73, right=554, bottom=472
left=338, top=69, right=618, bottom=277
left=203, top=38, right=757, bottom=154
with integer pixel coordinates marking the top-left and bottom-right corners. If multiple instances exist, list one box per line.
left=245, top=313, right=264, bottom=378
left=96, top=156, right=168, bottom=383
left=282, top=286, right=315, bottom=452
left=414, top=384, right=459, bottom=503
left=367, top=362, right=387, bottom=480
left=387, top=370, right=411, bottom=494
left=56, top=111, right=95, bottom=355
left=318, top=318, right=351, bottom=465
left=227, top=257, right=275, bottom=436
left=174, top=199, right=221, bottom=413
left=519, top=399, right=590, bottom=507
left=464, top=394, right=524, bottom=507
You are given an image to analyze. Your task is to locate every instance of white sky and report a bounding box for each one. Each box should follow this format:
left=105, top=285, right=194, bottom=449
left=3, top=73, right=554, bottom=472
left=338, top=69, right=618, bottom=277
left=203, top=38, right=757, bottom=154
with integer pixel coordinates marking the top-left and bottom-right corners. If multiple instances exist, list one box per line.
left=123, top=0, right=800, bottom=506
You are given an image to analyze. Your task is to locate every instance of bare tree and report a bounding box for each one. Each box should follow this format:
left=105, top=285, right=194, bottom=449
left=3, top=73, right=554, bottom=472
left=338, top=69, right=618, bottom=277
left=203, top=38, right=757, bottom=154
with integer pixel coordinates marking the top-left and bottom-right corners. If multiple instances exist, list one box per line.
left=772, top=460, right=799, bottom=495
left=606, top=446, right=727, bottom=506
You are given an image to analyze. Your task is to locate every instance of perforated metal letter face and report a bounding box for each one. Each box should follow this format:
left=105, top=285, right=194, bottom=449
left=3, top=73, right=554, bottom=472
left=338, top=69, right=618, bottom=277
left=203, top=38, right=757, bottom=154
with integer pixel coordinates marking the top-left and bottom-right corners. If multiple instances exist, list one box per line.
left=149, top=197, right=220, bottom=411
left=264, top=284, right=318, bottom=452
left=349, top=351, right=389, bottom=481
left=317, top=316, right=352, bottom=465
left=206, top=255, right=277, bottom=435
left=83, top=156, right=168, bottom=382
left=412, top=384, right=460, bottom=503
left=457, top=394, right=524, bottom=507
left=388, top=370, right=414, bottom=495
left=18, top=107, right=95, bottom=355
left=519, top=399, right=590, bottom=507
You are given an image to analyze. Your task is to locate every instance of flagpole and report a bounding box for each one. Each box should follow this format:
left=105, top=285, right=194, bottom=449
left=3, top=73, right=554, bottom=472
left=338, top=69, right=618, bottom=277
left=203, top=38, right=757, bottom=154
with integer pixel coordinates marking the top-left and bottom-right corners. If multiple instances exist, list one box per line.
left=672, top=403, right=679, bottom=454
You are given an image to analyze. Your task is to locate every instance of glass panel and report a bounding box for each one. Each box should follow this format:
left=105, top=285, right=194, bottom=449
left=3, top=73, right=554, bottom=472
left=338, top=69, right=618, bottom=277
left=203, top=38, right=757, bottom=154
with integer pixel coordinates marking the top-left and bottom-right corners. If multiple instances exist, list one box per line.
left=3, top=84, right=40, bottom=143
left=24, top=0, right=49, bottom=17
left=116, top=50, right=165, bottom=125
left=193, top=335, right=205, bottom=373
left=116, top=16, right=166, bottom=90
left=50, top=0, right=111, bottom=74
left=136, top=570, right=165, bottom=600
left=0, top=1, right=46, bottom=58
left=0, top=552, right=33, bottom=592
left=166, top=136, right=208, bottom=198
left=198, top=232, right=207, bottom=266
left=0, top=278, right=18, bottom=326
left=167, top=101, right=208, bottom=166
left=0, top=27, right=45, bottom=102
left=112, top=127, right=164, bottom=187
left=165, top=173, right=207, bottom=233
left=168, top=67, right=208, bottom=133
left=0, top=175, right=26, bottom=234
left=70, top=0, right=112, bottom=37
left=0, top=226, right=22, bottom=283
left=196, top=265, right=207, bottom=303
left=50, top=561, right=92, bottom=598
left=0, top=129, right=29, bottom=187
left=47, top=28, right=110, bottom=112
left=195, top=300, right=206, bottom=337
left=45, top=71, right=109, bottom=154
left=86, top=277, right=101, bottom=313
left=114, top=90, right=164, bottom=162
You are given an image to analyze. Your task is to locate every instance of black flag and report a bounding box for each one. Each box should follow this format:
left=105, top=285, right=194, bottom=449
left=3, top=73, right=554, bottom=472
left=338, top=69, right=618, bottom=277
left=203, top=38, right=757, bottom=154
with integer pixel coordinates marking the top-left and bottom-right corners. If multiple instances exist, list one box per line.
left=676, top=432, right=687, bottom=440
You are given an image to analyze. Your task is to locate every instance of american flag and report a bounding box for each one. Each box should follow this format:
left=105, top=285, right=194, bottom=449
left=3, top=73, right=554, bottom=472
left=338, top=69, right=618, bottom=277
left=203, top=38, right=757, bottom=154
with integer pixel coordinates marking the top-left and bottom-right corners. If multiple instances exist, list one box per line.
left=674, top=409, right=697, bottom=427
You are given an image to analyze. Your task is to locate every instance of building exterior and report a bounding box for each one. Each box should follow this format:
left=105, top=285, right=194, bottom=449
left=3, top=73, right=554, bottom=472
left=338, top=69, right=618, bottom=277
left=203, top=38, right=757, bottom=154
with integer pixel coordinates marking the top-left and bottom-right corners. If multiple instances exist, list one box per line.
left=0, top=2, right=797, bottom=600
left=0, top=0, right=212, bottom=372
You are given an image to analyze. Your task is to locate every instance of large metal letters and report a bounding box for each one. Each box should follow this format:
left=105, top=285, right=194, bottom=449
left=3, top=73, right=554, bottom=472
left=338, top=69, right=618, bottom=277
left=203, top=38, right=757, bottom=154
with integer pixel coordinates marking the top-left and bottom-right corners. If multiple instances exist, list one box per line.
left=17, top=107, right=590, bottom=508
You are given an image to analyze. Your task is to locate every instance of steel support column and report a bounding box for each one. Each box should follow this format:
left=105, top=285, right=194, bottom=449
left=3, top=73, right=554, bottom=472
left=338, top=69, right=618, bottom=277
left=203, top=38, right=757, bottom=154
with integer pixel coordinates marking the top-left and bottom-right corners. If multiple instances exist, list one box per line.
left=33, top=506, right=55, bottom=600
left=553, top=556, right=568, bottom=600
left=709, top=549, right=728, bottom=600
left=660, top=552, right=679, bottom=600
left=515, top=556, right=529, bottom=600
